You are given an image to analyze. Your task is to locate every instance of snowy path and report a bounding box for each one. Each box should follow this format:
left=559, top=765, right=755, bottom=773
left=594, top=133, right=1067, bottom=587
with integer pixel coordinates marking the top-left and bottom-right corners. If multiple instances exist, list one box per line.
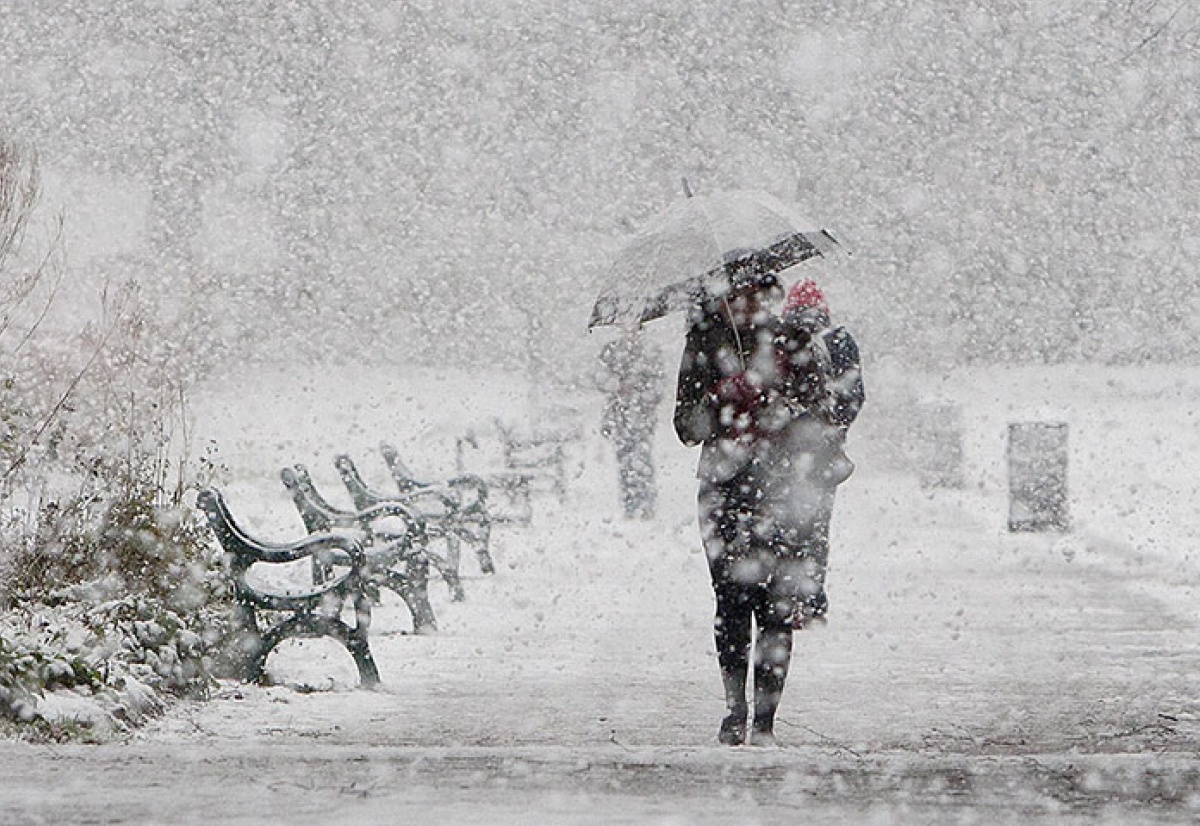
left=4, top=467, right=1200, bottom=824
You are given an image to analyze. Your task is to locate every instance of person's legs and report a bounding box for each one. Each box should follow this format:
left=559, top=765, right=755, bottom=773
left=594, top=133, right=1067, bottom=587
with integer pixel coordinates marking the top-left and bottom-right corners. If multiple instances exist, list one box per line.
left=748, top=572, right=794, bottom=745
left=750, top=620, right=793, bottom=744
left=614, top=438, right=636, bottom=517
left=700, top=475, right=759, bottom=745
left=712, top=579, right=752, bottom=744
left=627, top=435, right=656, bottom=518
left=615, top=435, right=656, bottom=519
left=742, top=491, right=837, bottom=746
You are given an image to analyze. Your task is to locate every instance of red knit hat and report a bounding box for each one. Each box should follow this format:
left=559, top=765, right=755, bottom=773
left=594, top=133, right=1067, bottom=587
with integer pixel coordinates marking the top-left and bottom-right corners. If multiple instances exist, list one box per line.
left=783, top=278, right=829, bottom=315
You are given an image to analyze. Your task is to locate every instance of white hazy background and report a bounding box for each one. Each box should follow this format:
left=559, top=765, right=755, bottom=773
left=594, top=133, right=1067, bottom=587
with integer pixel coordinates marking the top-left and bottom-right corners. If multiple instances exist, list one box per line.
left=1, top=0, right=1197, bottom=385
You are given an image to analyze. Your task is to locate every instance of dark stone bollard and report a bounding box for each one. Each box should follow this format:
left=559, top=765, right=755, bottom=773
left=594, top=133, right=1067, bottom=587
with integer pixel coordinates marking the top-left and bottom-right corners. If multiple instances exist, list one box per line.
left=914, top=399, right=965, bottom=489
left=1007, top=421, right=1070, bottom=532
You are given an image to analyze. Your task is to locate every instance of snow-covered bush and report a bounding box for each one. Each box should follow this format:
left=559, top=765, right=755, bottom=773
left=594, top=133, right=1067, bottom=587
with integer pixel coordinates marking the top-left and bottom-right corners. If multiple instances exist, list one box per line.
left=0, top=595, right=214, bottom=740
left=0, top=631, right=99, bottom=724
left=0, top=137, right=231, bottom=736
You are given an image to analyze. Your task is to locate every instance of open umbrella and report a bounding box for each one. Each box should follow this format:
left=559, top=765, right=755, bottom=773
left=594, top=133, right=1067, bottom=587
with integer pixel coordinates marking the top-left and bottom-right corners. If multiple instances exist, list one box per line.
left=589, top=189, right=842, bottom=328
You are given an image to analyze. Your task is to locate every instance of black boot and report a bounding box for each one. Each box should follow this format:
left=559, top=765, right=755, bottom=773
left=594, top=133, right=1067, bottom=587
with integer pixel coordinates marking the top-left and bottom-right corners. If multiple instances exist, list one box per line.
left=711, top=573, right=753, bottom=746
left=750, top=628, right=792, bottom=746
left=719, top=708, right=747, bottom=746
left=718, top=667, right=748, bottom=746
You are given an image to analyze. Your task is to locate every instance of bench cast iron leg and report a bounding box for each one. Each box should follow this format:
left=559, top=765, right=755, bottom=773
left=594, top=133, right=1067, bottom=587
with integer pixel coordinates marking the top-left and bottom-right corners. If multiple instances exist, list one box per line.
left=387, top=564, right=437, bottom=634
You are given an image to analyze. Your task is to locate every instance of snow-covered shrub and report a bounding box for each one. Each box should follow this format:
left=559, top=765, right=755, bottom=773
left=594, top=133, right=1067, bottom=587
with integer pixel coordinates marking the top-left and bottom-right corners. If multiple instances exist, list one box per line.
left=0, top=597, right=204, bottom=739
left=0, top=632, right=100, bottom=724
left=0, top=137, right=232, bottom=735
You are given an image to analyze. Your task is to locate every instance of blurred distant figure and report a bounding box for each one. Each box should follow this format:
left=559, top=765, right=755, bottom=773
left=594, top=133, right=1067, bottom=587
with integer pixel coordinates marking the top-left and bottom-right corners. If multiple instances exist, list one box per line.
left=597, top=328, right=664, bottom=519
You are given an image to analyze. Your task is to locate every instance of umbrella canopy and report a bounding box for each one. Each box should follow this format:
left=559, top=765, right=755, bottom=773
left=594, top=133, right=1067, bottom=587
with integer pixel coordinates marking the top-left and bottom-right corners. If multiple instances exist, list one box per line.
left=589, top=190, right=841, bottom=328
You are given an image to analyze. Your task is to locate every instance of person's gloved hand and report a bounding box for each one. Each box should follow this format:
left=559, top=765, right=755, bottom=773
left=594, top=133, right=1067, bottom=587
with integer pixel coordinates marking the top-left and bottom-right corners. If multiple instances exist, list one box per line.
left=711, top=371, right=768, bottom=439
left=713, top=371, right=766, bottom=407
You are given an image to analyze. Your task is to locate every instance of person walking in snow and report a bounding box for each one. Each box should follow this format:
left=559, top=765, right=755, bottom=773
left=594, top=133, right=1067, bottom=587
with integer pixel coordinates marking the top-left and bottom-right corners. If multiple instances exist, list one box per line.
left=597, top=327, right=665, bottom=519
left=673, top=271, right=863, bottom=746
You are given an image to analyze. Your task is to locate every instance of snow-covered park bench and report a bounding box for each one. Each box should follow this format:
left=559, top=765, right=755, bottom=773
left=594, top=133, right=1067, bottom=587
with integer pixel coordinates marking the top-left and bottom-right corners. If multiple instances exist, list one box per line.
left=379, top=442, right=492, bottom=561
left=452, top=419, right=579, bottom=523
left=496, top=420, right=570, bottom=503
left=195, top=487, right=380, bottom=687
left=278, top=465, right=442, bottom=628
left=337, top=451, right=496, bottom=580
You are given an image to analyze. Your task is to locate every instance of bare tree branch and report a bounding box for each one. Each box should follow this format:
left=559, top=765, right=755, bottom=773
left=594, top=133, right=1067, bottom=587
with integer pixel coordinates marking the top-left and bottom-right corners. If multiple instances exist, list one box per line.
left=0, top=285, right=135, bottom=486
left=6, top=216, right=66, bottom=354
left=1122, top=0, right=1190, bottom=59
left=0, top=140, right=39, bottom=269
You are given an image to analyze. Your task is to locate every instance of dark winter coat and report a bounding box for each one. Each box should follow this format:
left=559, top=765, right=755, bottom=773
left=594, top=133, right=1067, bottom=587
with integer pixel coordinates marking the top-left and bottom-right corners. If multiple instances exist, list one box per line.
left=673, top=303, right=781, bottom=483
left=674, top=302, right=864, bottom=488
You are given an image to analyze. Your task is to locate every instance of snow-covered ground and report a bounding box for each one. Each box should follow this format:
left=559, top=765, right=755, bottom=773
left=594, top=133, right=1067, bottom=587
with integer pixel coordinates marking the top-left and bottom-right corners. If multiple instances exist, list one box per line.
left=3, top=360, right=1200, bottom=824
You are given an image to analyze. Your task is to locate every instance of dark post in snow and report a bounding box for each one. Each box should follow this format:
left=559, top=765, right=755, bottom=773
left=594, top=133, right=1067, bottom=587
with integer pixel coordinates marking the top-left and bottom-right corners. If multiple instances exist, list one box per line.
left=1007, top=421, right=1070, bottom=532
left=914, top=399, right=964, bottom=489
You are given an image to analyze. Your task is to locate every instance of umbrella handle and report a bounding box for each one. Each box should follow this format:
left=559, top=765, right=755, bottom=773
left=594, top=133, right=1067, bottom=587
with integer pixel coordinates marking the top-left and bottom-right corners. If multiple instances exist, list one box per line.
left=723, top=297, right=747, bottom=372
